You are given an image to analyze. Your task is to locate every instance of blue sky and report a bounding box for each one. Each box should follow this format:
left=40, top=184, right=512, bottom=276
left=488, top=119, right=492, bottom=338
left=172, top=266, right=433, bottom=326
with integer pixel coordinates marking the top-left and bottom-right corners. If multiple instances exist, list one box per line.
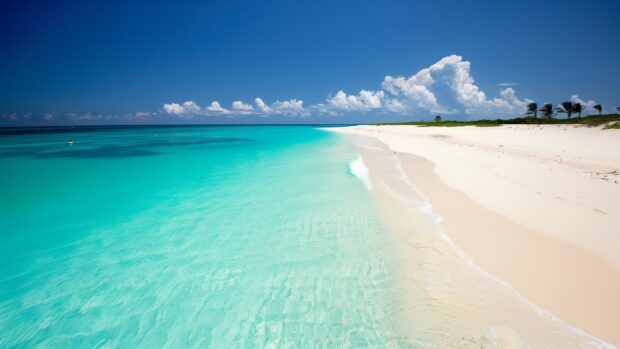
left=1, top=0, right=619, bottom=125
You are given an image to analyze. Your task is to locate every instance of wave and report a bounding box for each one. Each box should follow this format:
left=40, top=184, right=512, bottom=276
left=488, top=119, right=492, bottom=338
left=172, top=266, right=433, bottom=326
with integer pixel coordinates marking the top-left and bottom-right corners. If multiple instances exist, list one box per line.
left=348, top=154, right=373, bottom=190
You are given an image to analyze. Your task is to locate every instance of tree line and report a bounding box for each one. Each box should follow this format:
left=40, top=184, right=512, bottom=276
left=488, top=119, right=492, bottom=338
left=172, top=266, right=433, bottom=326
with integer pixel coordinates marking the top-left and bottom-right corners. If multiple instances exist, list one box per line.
left=525, top=102, right=620, bottom=119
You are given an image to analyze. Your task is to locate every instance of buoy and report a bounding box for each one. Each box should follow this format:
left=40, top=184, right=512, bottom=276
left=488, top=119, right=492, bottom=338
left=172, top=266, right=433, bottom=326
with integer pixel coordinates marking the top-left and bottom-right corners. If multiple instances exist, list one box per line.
left=67, top=140, right=73, bottom=145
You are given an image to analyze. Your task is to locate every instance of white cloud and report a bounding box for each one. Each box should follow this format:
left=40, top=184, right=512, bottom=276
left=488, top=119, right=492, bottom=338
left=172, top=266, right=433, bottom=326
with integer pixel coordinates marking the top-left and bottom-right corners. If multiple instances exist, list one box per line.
left=570, top=95, right=598, bottom=110
left=326, top=90, right=385, bottom=111
left=163, top=101, right=201, bottom=115
left=271, top=99, right=308, bottom=116
left=382, top=69, right=442, bottom=112
left=161, top=98, right=308, bottom=117
left=206, top=101, right=229, bottom=114
left=380, top=55, right=531, bottom=117
left=384, top=98, right=407, bottom=113
left=255, top=98, right=272, bottom=113
left=160, top=55, right=536, bottom=119
left=231, top=100, right=254, bottom=112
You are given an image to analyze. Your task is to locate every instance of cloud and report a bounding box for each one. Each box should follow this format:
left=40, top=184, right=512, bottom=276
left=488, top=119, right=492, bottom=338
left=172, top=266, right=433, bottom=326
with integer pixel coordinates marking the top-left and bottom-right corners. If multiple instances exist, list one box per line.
left=255, top=98, right=272, bottom=113
left=379, top=54, right=531, bottom=117
left=231, top=100, right=254, bottom=113
left=163, top=101, right=201, bottom=115
left=67, top=112, right=104, bottom=121
left=160, top=55, right=536, bottom=119
left=570, top=95, right=598, bottom=110
left=382, top=69, right=442, bottom=112
left=205, top=101, right=229, bottom=114
left=384, top=98, right=407, bottom=113
left=161, top=98, right=308, bottom=117
left=2, top=113, right=18, bottom=120
left=326, top=90, right=385, bottom=111
left=271, top=99, right=308, bottom=116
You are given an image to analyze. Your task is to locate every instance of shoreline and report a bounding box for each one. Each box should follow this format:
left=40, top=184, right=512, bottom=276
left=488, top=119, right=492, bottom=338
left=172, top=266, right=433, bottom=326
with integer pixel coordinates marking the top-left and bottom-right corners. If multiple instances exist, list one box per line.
left=327, top=125, right=620, bottom=347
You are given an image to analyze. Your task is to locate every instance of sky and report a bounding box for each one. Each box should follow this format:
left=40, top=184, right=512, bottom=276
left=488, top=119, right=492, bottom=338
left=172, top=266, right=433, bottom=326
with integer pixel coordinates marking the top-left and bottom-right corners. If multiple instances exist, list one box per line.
left=1, top=0, right=619, bottom=125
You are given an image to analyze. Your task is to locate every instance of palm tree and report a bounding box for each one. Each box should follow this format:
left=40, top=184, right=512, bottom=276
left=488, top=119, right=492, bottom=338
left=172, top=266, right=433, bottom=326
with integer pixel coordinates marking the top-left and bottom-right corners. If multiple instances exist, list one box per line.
left=539, top=103, right=554, bottom=119
left=556, top=101, right=575, bottom=119
left=525, top=102, right=538, bottom=118
left=573, top=103, right=586, bottom=118
left=593, top=104, right=602, bottom=115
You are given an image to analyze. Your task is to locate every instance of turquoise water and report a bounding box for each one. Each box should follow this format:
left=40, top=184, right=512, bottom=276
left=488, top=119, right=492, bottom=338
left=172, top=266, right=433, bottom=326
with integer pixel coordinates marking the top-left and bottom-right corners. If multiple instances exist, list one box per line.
left=0, top=126, right=407, bottom=347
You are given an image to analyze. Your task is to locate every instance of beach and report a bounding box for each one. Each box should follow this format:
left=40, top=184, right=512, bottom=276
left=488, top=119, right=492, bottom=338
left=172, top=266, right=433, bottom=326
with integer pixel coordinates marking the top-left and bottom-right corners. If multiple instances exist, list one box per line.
left=2, top=124, right=619, bottom=347
left=328, top=124, right=620, bottom=347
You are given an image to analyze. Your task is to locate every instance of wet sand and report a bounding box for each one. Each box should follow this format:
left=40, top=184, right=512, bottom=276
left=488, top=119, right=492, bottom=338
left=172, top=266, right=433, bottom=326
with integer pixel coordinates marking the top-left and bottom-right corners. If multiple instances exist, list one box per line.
left=327, top=126, right=620, bottom=347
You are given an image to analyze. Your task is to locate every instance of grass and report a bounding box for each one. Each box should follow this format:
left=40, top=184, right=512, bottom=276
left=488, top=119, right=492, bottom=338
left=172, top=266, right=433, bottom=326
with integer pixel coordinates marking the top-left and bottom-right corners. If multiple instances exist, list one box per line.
left=375, top=113, right=620, bottom=128
left=604, top=122, right=620, bottom=129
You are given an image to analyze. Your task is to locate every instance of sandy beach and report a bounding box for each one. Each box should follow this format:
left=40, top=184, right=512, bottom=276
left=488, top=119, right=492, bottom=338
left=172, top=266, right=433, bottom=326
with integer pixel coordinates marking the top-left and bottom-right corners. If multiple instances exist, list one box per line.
left=328, top=124, right=620, bottom=347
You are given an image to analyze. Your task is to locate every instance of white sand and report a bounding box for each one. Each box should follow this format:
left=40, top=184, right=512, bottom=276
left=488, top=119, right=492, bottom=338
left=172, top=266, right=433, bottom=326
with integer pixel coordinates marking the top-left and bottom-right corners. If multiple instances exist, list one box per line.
left=328, top=124, right=620, bottom=346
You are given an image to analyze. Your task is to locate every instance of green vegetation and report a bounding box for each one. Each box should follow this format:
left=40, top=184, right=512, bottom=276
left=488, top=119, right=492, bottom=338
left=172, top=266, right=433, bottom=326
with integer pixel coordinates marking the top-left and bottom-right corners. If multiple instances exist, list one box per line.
left=556, top=101, right=575, bottom=118
left=539, top=103, right=554, bottom=119
left=375, top=101, right=620, bottom=128
left=573, top=103, right=586, bottom=118
left=593, top=104, right=602, bottom=115
left=525, top=102, right=538, bottom=118
left=375, top=113, right=620, bottom=127
left=604, top=122, right=620, bottom=130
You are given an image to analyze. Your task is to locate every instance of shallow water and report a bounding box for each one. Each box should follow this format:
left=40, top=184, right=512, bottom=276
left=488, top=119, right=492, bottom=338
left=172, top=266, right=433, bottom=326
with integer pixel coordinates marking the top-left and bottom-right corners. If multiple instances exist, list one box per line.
left=0, top=126, right=410, bottom=348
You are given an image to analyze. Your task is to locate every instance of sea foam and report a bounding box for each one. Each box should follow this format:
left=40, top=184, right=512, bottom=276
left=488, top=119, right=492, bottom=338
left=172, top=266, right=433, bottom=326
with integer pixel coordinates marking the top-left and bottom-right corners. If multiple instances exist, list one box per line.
left=349, top=154, right=372, bottom=190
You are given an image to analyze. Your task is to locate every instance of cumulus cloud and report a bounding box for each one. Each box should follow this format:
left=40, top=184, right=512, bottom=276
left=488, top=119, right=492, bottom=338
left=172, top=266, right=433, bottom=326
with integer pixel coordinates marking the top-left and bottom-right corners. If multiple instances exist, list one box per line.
left=271, top=99, right=308, bottom=116
left=161, top=55, right=538, bottom=119
left=231, top=100, right=254, bottom=112
left=384, top=98, right=407, bottom=113
left=570, top=95, right=598, bottom=110
left=162, top=98, right=307, bottom=117
left=205, top=101, right=228, bottom=113
left=382, top=69, right=442, bottom=112
left=326, top=90, right=385, bottom=111
left=254, top=98, right=272, bottom=113
left=163, top=101, right=201, bottom=115
left=378, top=54, right=532, bottom=117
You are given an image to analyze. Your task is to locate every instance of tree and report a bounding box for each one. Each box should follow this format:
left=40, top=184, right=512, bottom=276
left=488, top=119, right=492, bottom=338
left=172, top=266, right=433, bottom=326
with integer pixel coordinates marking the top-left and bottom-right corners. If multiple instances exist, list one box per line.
left=573, top=103, right=586, bottom=118
left=616, top=106, right=620, bottom=114
left=539, top=103, right=554, bottom=119
left=525, top=102, right=538, bottom=118
left=593, top=104, right=602, bottom=115
left=556, top=101, right=575, bottom=119
left=435, top=115, right=442, bottom=123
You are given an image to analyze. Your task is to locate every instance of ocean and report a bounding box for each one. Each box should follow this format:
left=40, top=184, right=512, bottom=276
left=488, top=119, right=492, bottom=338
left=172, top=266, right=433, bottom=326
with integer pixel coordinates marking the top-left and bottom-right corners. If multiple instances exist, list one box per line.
left=0, top=126, right=408, bottom=347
